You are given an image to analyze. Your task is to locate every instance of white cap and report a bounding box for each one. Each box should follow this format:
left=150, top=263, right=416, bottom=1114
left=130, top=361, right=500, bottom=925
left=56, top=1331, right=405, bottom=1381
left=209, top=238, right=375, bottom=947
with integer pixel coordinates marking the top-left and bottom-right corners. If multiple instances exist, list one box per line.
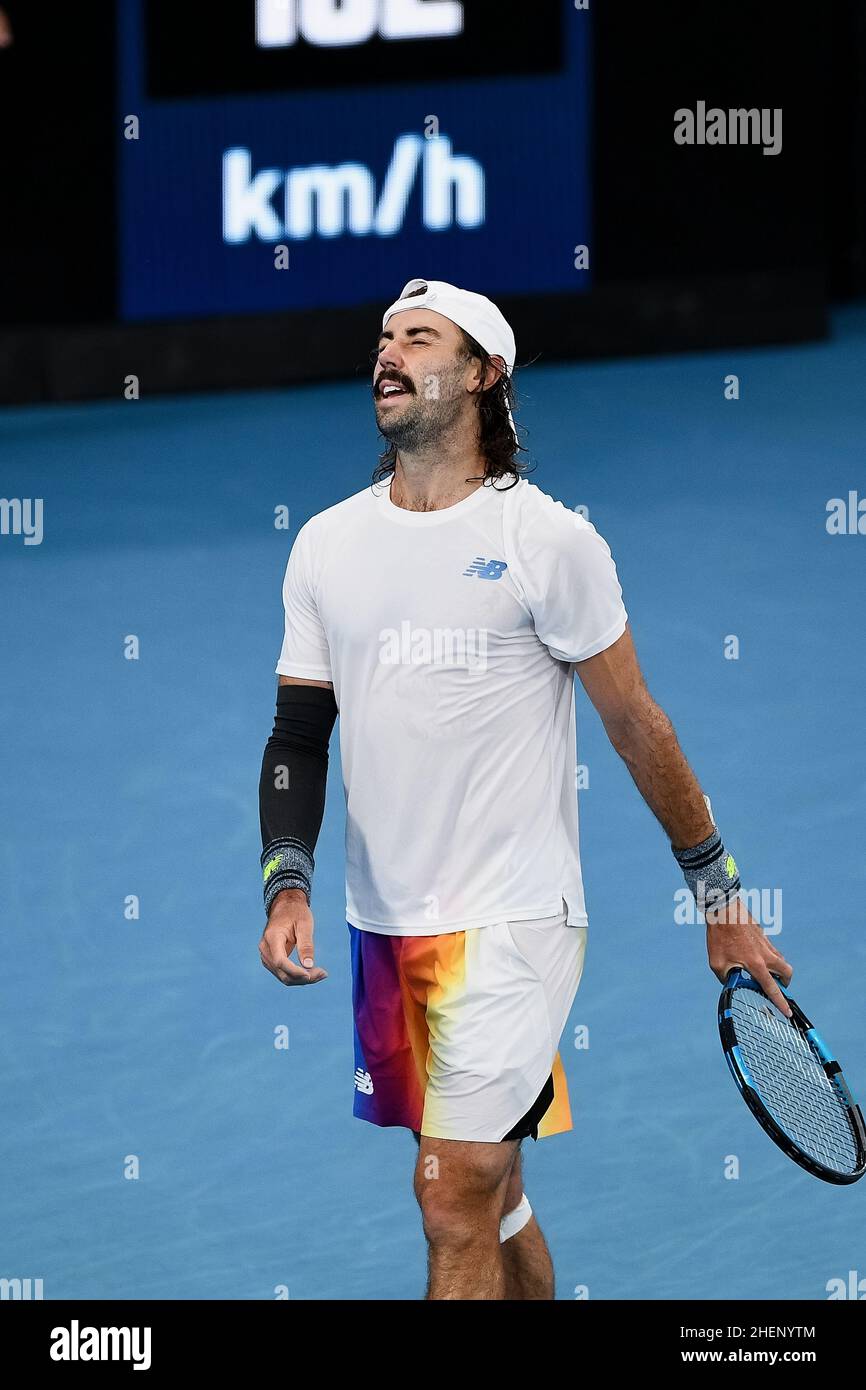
left=381, top=278, right=517, bottom=437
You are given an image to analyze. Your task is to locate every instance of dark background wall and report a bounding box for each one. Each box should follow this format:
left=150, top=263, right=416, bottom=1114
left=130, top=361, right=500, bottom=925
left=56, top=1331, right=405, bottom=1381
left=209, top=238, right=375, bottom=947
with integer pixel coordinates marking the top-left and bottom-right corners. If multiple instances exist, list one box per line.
left=0, top=0, right=862, bottom=402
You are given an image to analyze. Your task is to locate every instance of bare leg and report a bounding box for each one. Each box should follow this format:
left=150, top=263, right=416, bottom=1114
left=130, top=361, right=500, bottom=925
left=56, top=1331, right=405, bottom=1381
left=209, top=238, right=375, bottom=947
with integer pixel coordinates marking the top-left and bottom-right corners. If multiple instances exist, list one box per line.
left=413, top=1134, right=517, bottom=1300
left=500, top=1150, right=555, bottom=1300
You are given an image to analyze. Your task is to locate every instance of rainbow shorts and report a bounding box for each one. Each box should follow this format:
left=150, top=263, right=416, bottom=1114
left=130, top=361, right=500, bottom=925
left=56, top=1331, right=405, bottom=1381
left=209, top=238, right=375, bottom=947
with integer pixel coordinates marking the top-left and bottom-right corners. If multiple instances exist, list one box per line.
left=349, top=905, right=587, bottom=1143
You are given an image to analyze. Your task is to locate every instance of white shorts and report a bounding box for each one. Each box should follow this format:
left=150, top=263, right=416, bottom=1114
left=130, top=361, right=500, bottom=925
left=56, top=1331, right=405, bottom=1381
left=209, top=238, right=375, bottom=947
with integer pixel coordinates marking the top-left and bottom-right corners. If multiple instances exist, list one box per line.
left=349, top=903, right=587, bottom=1142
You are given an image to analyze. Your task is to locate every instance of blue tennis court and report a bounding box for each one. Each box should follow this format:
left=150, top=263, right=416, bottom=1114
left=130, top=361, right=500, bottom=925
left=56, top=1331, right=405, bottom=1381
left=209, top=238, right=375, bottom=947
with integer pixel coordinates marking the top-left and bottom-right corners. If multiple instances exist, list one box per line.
left=2, top=305, right=865, bottom=1301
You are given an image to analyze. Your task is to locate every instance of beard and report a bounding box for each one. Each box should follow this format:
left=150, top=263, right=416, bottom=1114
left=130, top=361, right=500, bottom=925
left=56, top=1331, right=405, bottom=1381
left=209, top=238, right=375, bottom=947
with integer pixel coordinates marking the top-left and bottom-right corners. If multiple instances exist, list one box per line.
left=375, top=364, right=466, bottom=450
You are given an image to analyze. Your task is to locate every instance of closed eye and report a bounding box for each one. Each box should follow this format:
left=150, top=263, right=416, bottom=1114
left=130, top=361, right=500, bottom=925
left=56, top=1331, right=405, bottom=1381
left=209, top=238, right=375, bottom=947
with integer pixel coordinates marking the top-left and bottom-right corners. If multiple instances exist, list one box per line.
left=372, top=340, right=431, bottom=357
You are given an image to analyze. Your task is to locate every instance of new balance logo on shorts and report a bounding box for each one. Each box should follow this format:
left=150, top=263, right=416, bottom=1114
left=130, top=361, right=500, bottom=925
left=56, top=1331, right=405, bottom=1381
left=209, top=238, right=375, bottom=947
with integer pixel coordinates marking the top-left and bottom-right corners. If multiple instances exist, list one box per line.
left=463, top=557, right=508, bottom=580
left=354, top=1068, right=374, bottom=1095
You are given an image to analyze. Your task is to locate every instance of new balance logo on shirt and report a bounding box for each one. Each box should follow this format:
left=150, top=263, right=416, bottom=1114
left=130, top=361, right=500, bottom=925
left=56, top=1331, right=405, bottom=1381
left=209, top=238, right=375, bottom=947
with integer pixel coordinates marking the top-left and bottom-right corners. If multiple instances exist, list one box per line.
left=463, top=556, right=507, bottom=580
left=354, top=1068, right=374, bottom=1095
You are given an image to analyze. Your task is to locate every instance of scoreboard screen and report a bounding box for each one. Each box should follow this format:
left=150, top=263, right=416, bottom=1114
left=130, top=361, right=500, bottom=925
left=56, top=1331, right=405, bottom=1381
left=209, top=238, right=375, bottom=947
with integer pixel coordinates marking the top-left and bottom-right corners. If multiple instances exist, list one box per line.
left=117, top=0, right=591, bottom=321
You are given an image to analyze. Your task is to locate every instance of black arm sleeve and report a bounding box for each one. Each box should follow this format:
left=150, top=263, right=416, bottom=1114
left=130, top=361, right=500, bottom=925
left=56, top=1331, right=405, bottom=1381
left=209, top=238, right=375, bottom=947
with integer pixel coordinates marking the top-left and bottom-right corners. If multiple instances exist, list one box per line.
left=259, top=683, right=338, bottom=911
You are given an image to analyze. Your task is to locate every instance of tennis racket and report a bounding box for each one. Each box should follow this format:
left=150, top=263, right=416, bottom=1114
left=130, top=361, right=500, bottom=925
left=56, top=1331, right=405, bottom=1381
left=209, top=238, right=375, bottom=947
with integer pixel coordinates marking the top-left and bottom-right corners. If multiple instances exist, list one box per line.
left=718, top=967, right=866, bottom=1184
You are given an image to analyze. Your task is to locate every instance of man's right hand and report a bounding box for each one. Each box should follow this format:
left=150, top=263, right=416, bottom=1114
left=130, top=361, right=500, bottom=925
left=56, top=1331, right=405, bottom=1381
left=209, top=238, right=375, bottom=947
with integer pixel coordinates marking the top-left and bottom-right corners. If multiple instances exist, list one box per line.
left=258, top=889, right=328, bottom=986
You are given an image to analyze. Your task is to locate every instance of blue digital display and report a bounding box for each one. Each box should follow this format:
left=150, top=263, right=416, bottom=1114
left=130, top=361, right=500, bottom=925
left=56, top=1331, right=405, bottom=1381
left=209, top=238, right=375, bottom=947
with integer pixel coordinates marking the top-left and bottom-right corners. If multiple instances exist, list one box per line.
left=117, top=1, right=591, bottom=321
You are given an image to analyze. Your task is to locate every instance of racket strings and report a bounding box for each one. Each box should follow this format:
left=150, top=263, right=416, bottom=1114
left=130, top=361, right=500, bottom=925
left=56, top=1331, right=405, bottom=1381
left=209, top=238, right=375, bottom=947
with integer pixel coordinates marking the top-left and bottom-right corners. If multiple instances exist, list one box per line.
left=731, top=990, right=858, bottom=1175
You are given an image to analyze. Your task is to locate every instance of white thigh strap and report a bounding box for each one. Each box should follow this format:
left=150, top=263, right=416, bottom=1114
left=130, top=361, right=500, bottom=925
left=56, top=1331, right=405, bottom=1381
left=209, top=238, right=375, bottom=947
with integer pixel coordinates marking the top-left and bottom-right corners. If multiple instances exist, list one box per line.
left=500, top=1193, right=532, bottom=1242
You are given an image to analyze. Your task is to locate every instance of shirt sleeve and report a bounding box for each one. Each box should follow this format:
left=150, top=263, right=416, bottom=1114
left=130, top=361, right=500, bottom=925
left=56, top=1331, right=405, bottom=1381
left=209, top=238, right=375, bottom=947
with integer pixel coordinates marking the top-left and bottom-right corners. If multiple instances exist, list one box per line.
left=509, top=491, right=628, bottom=664
left=274, top=521, right=333, bottom=682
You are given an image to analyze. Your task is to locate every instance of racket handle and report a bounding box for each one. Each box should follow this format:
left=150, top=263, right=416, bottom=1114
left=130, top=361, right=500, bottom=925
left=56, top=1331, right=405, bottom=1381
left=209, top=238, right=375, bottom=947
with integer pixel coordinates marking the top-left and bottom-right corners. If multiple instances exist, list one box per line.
left=724, top=964, right=748, bottom=985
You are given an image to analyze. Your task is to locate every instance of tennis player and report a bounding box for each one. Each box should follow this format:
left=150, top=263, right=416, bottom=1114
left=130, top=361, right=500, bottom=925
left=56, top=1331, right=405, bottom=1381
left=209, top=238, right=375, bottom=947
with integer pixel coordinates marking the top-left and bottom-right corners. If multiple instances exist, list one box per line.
left=257, top=278, right=793, bottom=1300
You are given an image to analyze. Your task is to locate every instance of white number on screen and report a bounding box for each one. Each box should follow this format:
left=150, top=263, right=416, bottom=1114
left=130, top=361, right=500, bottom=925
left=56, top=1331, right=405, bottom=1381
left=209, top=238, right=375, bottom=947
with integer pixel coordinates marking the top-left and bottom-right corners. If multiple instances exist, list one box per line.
left=256, top=0, right=464, bottom=49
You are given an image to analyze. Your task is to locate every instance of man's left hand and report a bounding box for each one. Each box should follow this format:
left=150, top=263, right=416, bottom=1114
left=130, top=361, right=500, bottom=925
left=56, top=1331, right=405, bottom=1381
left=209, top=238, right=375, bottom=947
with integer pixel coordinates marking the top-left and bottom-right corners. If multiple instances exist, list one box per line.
left=705, top=896, right=793, bottom=1017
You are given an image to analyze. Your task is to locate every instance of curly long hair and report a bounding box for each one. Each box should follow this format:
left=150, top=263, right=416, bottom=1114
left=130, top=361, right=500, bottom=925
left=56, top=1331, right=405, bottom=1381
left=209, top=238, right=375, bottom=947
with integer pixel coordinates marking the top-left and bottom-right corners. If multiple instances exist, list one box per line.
left=371, top=297, right=531, bottom=490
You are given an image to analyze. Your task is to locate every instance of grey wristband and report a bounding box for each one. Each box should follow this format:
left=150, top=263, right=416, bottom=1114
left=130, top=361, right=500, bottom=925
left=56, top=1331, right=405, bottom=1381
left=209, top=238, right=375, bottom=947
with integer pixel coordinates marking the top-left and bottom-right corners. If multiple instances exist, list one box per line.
left=672, top=829, right=741, bottom=915
left=261, top=836, right=314, bottom=914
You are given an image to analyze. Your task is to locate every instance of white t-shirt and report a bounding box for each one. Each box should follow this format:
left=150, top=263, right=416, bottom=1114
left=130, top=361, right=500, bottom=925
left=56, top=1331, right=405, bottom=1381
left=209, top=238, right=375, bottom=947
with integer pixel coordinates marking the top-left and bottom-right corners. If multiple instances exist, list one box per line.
left=275, top=476, right=628, bottom=935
